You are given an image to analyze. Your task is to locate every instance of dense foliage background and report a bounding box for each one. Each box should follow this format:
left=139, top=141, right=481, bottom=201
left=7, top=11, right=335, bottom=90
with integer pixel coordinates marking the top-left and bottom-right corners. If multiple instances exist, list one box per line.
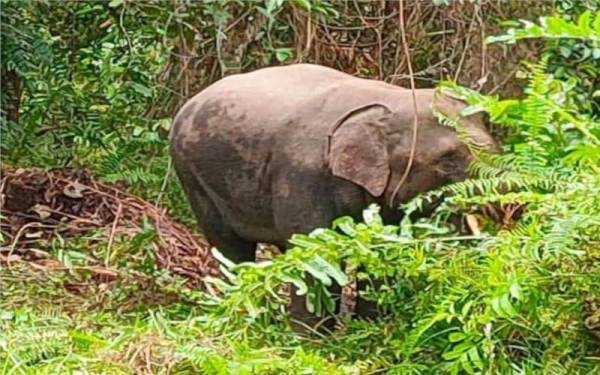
left=1, top=0, right=555, bottom=218
left=1, top=0, right=599, bottom=374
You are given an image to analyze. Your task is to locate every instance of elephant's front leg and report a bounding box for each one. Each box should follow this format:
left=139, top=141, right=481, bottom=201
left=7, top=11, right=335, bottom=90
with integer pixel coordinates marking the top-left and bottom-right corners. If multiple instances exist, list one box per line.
left=288, top=278, right=341, bottom=335
left=354, top=276, right=384, bottom=320
left=271, top=176, right=355, bottom=334
left=259, top=242, right=342, bottom=334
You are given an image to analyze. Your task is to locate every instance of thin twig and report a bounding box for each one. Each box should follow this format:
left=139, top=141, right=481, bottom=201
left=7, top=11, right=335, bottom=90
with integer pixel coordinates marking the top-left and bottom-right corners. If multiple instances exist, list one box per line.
left=390, top=0, right=419, bottom=207
left=119, top=5, right=134, bottom=60
left=305, top=13, right=313, bottom=54
left=105, top=203, right=122, bottom=267
left=488, top=66, right=519, bottom=94
left=7, top=222, right=55, bottom=264
left=476, top=5, right=487, bottom=88
left=154, top=158, right=172, bottom=208
left=215, top=26, right=226, bottom=77
left=453, top=11, right=477, bottom=82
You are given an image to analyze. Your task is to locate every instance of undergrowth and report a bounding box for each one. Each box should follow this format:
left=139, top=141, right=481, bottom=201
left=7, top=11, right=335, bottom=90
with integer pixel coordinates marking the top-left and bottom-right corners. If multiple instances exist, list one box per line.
left=2, top=8, right=600, bottom=375
left=193, top=11, right=600, bottom=373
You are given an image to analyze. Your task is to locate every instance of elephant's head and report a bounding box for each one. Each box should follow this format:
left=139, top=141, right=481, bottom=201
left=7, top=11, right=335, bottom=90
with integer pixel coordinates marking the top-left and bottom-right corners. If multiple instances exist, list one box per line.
left=328, top=90, right=498, bottom=208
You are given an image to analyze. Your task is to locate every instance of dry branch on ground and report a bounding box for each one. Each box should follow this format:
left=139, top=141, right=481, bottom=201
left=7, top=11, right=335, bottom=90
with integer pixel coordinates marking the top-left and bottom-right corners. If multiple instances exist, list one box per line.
left=0, top=167, right=218, bottom=286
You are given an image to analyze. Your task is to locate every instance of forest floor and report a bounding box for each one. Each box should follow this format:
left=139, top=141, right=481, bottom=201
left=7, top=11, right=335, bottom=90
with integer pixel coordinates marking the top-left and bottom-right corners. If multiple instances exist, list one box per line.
left=0, top=168, right=227, bottom=373
left=1, top=167, right=217, bottom=283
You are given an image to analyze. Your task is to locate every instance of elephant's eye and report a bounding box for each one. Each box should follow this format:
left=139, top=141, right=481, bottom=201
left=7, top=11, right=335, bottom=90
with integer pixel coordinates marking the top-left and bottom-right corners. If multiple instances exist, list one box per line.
left=438, top=159, right=458, bottom=173
left=437, top=151, right=461, bottom=174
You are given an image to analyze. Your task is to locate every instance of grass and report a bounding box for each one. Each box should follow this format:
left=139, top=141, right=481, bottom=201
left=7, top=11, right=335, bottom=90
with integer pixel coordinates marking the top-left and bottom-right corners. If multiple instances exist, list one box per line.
left=0, top=232, right=356, bottom=374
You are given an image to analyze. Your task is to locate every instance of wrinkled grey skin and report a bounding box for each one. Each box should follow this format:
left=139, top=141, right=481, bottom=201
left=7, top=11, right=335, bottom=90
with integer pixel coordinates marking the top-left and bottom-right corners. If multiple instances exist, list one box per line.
left=170, top=64, right=497, bottom=328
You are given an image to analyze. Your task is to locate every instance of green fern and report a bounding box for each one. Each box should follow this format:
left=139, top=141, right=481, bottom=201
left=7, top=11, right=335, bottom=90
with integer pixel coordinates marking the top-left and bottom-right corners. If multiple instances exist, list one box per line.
left=0, top=309, right=72, bottom=368
left=486, top=10, right=600, bottom=44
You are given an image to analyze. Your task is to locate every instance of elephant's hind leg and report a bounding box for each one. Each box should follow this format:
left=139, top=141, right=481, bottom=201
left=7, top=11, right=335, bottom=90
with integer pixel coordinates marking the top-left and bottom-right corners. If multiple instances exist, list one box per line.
left=176, top=167, right=256, bottom=264
left=191, top=188, right=256, bottom=263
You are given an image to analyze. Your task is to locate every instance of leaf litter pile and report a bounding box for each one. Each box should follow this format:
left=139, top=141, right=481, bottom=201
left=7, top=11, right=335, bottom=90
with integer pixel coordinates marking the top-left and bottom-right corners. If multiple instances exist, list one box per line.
left=1, top=167, right=218, bottom=288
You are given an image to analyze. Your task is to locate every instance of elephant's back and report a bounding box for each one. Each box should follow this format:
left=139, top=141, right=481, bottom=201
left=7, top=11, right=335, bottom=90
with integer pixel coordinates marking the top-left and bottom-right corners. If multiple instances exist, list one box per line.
left=170, top=63, right=409, bottom=144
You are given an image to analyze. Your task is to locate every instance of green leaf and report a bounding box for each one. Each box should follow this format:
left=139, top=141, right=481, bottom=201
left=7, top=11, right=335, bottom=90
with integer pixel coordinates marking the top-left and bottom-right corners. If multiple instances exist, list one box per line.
left=69, top=330, right=105, bottom=348
left=133, top=126, right=144, bottom=137
left=461, top=300, right=474, bottom=317
left=442, top=342, right=471, bottom=360
left=467, top=346, right=483, bottom=369
left=485, top=33, right=517, bottom=45
left=461, top=105, right=485, bottom=117
left=333, top=216, right=356, bottom=236
left=578, top=11, right=592, bottom=34
left=237, top=260, right=273, bottom=269
left=363, top=204, right=383, bottom=226
left=131, top=82, right=152, bottom=97
left=291, top=0, right=311, bottom=11
left=203, top=276, right=235, bottom=294
left=310, top=228, right=343, bottom=242
left=553, top=16, right=581, bottom=36
left=108, top=0, right=124, bottom=7
left=274, top=48, right=293, bottom=63
left=306, top=289, right=322, bottom=315
left=497, top=294, right=518, bottom=317
left=302, top=260, right=332, bottom=286
left=289, top=234, right=324, bottom=248
left=265, top=0, right=285, bottom=13
left=244, top=296, right=262, bottom=318
left=460, top=352, right=475, bottom=374
left=509, top=283, right=521, bottom=300
left=491, top=297, right=503, bottom=317
left=449, top=332, right=466, bottom=343
left=305, top=294, right=314, bottom=314
left=281, top=274, right=309, bottom=295
left=211, top=247, right=236, bottom=268
left=594, top=12, right=600, bottom=34
left=219, top=265, right=237, bottom=283
left=312, top=255, right=349, bottom=286
left=0, top=310, right=14, bottom=320
left=322, top=287, right=336, bottom=313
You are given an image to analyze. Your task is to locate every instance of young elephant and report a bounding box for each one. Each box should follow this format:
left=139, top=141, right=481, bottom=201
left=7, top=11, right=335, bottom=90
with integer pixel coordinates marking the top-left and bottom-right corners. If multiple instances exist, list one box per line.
left=170, top=64, right=497, bottom=328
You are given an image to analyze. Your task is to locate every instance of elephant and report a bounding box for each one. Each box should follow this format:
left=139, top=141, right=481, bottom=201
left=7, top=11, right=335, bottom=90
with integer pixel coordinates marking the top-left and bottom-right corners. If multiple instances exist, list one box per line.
left=170, top=63, right=498, bottom=329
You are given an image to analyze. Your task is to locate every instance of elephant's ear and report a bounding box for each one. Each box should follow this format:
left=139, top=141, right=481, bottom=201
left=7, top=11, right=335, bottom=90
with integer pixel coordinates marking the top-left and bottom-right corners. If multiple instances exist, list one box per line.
left=329, top=105, right=391, bottom=197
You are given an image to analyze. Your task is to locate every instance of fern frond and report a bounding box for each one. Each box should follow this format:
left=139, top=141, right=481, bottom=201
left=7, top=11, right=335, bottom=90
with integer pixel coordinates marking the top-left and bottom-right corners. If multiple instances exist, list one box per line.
left=486, top=10, right=600, bottom=44
left=543, top=214, right=599, bottom=258
left=432, top=107, right=494, bottom=153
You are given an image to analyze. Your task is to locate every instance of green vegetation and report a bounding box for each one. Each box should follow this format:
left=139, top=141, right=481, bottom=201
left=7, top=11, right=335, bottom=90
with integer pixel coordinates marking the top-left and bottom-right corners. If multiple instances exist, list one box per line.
left=2, top=2, right=599, bottom=374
